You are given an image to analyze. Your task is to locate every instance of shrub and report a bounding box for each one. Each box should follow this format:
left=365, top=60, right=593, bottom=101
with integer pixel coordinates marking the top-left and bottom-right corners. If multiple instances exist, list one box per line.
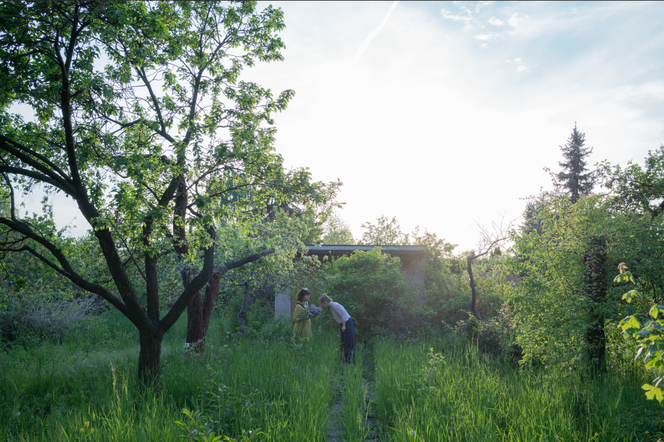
left=0, top=294, right=97, bottom=347
left=322, top=249, right=410, bottom=339
left=451, top=303, right=521, bottom=361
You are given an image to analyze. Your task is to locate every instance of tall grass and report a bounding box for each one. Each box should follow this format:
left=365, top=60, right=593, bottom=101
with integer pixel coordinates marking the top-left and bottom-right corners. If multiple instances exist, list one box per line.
left=374, top=339, right=664, bottom=442
left=0, top=310, right=339, bottom=442
left=4, top=310, right=664, bottom=441
left=340, top=344, right=372, bottom=441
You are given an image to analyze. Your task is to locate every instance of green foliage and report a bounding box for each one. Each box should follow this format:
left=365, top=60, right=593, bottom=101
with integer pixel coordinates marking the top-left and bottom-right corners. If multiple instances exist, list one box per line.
left=615, top=263, right=664, bottom=403
left=175, top=408, right=263, bottom=442
left=322, top=212, right=354, bottom=245
left=598, top=145, right=664, bottom=219
left=340, top=347, right=371, bottom=441
left=374, top=339, right=664, bottom=441
left=359, top=215, right=409, bottom=245
left=322, top=249, right=410, bottom=338
left=0, top=295, right=97, bottom=348
left=451, top=303, right=520, bottom=360
left=0, top=310, right=339, bottom=441
left=506, top=192, right=640, bottom=370
left=0, top=1, right=340, bottom=382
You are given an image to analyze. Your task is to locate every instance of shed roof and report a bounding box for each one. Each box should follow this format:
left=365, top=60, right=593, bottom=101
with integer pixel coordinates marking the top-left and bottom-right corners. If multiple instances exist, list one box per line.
left=305, top=245, right=425, bottom=260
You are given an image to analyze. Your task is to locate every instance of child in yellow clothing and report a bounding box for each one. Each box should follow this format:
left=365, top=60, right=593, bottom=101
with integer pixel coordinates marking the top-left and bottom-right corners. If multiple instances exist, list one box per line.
left=292, top=288, right=312, bottom=340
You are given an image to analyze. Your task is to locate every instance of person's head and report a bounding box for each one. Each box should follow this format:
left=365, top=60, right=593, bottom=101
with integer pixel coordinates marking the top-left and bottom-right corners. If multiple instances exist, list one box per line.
left=318, top=293, right=332, bottom=307
left=296, top=288, right=311, bottom=303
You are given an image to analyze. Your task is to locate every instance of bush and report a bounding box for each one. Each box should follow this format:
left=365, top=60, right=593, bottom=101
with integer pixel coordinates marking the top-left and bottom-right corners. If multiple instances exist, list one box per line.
left=0, top=294, right=97, bottom=348
left=322, top=249, right=411, bottom=339
left=451, top=302, right=521, bottom=361
left=254, top=314, right=293, bottom=341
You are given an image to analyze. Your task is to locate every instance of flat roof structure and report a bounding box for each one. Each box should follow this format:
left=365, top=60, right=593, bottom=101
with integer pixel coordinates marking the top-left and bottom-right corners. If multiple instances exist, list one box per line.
left=305, top=245, right=425, bottom=261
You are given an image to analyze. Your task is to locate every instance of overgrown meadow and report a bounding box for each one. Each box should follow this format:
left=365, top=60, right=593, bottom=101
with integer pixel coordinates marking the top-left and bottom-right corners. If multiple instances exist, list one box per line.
left=2, top=309, right=663, bottom=442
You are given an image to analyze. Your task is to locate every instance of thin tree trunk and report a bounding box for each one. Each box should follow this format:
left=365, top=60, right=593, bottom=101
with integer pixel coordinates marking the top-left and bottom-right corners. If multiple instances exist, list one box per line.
left=467, top=257, right=482, bottom=320
left=237, top=278, right=251, bottom=332
left=585, top=235, right=607, bottom=373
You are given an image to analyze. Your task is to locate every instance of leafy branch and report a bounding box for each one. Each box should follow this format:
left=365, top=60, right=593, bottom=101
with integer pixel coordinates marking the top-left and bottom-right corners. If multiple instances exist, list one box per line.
left=615, top=262, right=664, bottom=402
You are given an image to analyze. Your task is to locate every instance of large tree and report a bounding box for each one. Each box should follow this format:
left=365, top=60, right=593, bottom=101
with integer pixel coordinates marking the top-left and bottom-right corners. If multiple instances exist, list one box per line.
left=556, top=124, right=595, bottom=203
left=322, top=211, right=354, bottom=245
left=359, top=215, right=409, bottom=245
left=0, top=1, right=337, bottom=386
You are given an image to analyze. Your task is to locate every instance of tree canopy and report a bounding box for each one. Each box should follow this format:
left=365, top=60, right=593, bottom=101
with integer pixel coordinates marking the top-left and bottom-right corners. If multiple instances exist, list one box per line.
left=0, top=1, right=338, bottom=385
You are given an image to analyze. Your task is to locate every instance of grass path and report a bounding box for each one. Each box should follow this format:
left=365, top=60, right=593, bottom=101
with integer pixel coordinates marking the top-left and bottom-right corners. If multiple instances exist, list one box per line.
left=326, top=387, right=345, bottom=442
left=327, top=346, right=378, bottom=442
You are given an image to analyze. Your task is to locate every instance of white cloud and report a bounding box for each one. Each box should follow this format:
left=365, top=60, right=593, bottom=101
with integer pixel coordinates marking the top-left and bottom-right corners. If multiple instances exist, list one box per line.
left=508, top=12, right=526, bottom=28
left=474, top=33, right=498, bottom=41
left=488, top=17, right=504, bottom=26
left=505, top=57, right=527, bottom=72
left=613, top=82, right=664, bottom=102
left=441, top=7, right=473, bottom=23
left=476, top=1, right=494, bottom=13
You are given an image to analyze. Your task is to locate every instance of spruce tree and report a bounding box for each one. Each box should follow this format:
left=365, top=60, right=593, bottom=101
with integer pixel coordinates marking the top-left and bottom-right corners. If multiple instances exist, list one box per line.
left=557, top=124, right=595, bottom=203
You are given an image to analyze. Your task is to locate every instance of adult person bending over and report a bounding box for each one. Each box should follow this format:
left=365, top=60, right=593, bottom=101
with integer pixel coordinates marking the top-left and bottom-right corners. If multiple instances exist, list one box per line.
left=319, top=293, right=355, bottom=363
left=292, top=288, right=312, bottom=340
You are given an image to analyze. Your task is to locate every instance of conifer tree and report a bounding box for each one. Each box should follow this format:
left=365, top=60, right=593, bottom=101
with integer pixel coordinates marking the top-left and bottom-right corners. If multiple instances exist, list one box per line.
left=557, top=124, right=595, bottom=203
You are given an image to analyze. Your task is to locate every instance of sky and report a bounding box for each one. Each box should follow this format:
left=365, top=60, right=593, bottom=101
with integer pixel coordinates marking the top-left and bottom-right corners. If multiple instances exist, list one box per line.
left=22, top=1, right=664, bottom=252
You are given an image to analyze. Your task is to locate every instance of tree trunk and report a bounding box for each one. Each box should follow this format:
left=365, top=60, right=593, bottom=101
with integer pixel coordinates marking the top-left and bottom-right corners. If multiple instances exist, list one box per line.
left=186, top=267, right=223, bottom=355
left=237, top=278, right=251, bottom=331
left=186, top=289, right=205, bottom=353
left=467, top=257, right=482, bottom=320
left=183, top=250, right=273, bottom=354
left=585, top=235, right=607, bottom=373
left=138, top=327, right=165, bottom=388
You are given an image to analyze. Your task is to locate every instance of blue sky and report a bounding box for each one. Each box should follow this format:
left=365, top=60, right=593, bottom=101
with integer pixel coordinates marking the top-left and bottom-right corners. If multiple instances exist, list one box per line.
left=22, top=1, right=664, bottom=251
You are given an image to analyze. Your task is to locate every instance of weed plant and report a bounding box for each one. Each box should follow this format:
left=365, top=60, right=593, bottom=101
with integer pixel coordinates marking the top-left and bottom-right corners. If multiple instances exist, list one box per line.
left=374, top=338, right=664, bottom=441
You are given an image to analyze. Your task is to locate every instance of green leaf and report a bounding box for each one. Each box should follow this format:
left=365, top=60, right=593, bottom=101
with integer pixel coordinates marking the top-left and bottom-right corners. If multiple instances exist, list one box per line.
left=622, top=290, right=642, bottom=303
left=620, top=315, right=641, bottom=332
left=642, top=384, right=664, bottom=402
left=614, top=272, right=635, bottom=284
left=650, top=305, right=660, bottom=319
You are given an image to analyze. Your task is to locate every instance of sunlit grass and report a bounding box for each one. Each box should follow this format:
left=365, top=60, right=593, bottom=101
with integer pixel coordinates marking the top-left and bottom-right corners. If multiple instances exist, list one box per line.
left=2, top=311, right=664, bottom=441
left=374, top=339, right=664, bottom=442
left=0, top=310, right=339, bottom=441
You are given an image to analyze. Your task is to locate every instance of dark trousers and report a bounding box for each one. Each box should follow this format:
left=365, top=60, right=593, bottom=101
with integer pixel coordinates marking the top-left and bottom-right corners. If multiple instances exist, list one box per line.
left=340, top=318, right=356, bottom=363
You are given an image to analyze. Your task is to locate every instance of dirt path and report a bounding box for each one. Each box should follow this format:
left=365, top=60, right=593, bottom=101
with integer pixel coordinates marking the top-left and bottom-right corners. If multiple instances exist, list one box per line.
left=326, top=391, right=345, bottom=442
left=326, top=359, right=378, bottom=442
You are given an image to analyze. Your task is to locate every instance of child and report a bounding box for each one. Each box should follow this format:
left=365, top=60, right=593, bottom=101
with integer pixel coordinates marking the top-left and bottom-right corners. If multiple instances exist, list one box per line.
left=292, top=288, right=312, bottom=340
left=319, top=293, right=355, bottom=363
